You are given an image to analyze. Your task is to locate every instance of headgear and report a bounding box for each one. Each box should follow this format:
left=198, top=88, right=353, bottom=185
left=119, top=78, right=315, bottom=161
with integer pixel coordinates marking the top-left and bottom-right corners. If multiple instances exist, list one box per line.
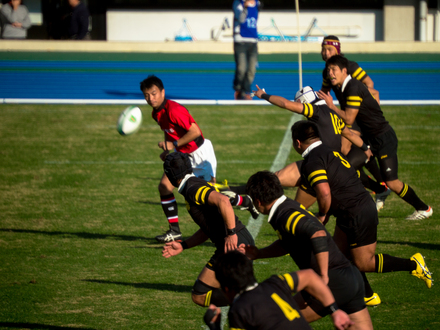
left=321, top=35, right=341, bottom=55
left=294, top=86, right=319, bottom=104
left=163, top=152, right=193, bottom=187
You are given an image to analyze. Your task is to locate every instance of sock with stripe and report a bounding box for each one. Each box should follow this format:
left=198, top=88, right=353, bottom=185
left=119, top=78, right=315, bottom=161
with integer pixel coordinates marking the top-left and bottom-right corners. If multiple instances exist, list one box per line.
left=375, top=253, right=415, bottom=273
left=398, top=183, right=429, bottom=211
left=160, top=193, right=180, bottom=233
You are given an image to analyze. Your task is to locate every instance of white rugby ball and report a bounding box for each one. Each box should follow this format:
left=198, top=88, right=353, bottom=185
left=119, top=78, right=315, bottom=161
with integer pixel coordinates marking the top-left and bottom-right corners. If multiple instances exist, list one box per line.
left=117, top=106, right=143, bottom=136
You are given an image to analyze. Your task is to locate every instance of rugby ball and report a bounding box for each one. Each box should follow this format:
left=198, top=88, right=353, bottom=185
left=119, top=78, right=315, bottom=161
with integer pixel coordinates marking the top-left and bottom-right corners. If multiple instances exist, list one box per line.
left=117, top=106, right=143, bottom=136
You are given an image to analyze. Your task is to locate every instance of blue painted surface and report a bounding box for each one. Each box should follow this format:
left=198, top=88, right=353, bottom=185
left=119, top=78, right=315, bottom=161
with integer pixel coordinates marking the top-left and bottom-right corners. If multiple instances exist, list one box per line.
left=1, top=60, right=439, bottom=100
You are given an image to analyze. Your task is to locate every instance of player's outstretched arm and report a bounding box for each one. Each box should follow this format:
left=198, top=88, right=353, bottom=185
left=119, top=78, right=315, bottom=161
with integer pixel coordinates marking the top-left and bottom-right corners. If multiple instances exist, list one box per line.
left=252, top=85, right=303, bottom=114
left=295, top=269, right=354, bottom=330
left=162, top=228, right=209, bottom=258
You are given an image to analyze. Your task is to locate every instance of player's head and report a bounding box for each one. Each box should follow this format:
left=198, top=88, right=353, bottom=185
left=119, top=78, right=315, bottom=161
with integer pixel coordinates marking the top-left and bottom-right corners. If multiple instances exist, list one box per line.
left=214, top=251, right=256, bottom=294
left=163, top=152, right=193, bottom=187
left=140, top=75, right=165, bottom=109
left=140, top=75, right=164, bottom=92
left=326, top=55, right=349, bottom=86
left=291, top=120, right=321, bottom=154
left=321, top=35, right=342, bottom=61
left=294, top=86, right=319, bottom=104
left=246, top=171, right=284, bottom=212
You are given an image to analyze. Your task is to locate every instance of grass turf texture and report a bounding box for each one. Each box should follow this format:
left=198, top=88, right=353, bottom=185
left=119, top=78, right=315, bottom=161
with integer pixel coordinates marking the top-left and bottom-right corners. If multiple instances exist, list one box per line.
left=0, top=103, right=439, bottom=330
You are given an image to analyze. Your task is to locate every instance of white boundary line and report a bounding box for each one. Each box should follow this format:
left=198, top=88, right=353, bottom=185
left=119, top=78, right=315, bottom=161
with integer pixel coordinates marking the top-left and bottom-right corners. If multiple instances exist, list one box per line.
left=2, top=98, right=440, bottom=105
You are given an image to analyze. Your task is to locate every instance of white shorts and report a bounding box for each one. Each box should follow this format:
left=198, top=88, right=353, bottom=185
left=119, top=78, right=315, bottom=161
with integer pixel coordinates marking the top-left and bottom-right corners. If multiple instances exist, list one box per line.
left=188, top=139, right=217, bottom=181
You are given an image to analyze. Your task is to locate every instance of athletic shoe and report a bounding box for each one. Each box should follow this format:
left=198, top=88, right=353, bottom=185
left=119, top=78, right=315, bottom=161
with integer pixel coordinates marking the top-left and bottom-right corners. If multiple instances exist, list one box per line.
left=155, top=229, right=182, bottom=243
left=405, top=206, right=433, bottom=220
left=410, top=253, right=432, bottom=288
left=376, top=187, right=392, bottom=211
left=364, top=293, right=381, bottom=307
left=234, top=91, right=241, bottom=100
left=214, top=179, right=230, bottom=192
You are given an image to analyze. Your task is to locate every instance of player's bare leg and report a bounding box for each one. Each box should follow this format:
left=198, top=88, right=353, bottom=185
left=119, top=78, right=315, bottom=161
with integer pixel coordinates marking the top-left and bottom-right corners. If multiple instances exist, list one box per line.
left=295, top=188, right=317, bottom=209
left=192, top=266, right=228, bottom=307
left=275, top=162, right=301, bottom=187
left=344, top=308, right=374, bottom=330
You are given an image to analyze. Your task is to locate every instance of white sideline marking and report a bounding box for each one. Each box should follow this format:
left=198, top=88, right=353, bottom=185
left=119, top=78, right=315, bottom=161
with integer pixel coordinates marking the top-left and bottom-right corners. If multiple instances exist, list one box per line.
left=204, top=114, right=301, bottom=330
left=2, top=98, right=440, bottom=105
left=246, top=114, right=302, bottom=240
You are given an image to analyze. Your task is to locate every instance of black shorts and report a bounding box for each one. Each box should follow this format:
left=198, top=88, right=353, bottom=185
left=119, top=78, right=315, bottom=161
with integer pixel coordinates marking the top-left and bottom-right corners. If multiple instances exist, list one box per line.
left=302, top=264, right=366, bottom=316
left=367, top=128, right=399, bottom=181
left=336, top=199, right=378, bottom=248
left=206, top=228, right=255, bottom=270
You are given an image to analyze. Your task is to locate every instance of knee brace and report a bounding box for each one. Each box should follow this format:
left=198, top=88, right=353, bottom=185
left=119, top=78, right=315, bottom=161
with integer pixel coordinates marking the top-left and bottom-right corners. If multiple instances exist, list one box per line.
left=192, top=280, right=229, bottom=307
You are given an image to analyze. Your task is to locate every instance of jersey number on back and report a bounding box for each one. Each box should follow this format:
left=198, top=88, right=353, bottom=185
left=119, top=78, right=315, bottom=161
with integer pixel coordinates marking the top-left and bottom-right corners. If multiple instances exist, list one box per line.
left=333, top=151, right=351, bottom=168
left=330, top=113, right=344, bottom=135
left=271, top=293, right=301, bottom=321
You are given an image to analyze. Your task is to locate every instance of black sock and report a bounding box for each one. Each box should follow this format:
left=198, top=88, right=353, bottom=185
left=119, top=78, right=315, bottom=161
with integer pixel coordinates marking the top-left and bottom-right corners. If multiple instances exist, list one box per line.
left=365, top=158, right=383, bottom=183
left=359, top=170, right=386, bottom=194
left=375, top=253, right=415, bottom=273
left=230, top=185, right=247, bottom=195
left=398, top=183, right=429, bottom=211
left=160, top=193, right=179, bottom=232
left=361, top=271, right=374, bottom=297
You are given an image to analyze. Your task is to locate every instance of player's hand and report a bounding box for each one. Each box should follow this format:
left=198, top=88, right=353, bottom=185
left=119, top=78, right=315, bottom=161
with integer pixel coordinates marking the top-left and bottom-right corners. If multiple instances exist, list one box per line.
left=224, top=234, right=238, bottom=253
left=331, top=310, right=354, bottom=330
left=364, top=149, right=373, bottom=163
left=252, top=85, right=267, bottom=99
left=239, top=244, right=259, bottom=260
left=158, top=140, right=173, bottom=151
left=204, top=304, right=222, bottom=330
left=162, top=241, right=183, bottom=258
left=317, top=90, right=334, bottom=107
left=159, top=150, right=170, bottom=161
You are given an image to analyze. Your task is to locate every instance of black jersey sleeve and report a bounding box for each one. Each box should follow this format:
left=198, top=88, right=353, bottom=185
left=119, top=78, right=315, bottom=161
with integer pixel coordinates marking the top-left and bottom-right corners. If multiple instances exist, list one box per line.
left=185, top=182, right=215, bottom=206
left=277, top=272, right=300, bottom=293
left=344, top=80, right=363, bottom=111
left=348, top=61, right=368, bottom=82
left=322, top=67, right=331, bottom=89
left=303, top=159, right=328, bottom=189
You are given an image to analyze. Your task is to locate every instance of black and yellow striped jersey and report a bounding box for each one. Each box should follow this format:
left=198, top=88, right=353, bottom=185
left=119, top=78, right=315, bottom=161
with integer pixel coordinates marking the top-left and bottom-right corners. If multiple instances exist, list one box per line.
left=301, top=102, right=346, bottom=152
left=228, top=272, right=312, bottom=330
left=300, top=143, right=372, bottom=218
left=269, top=197, right=351, bottom=271
left=322, top=59, right=368, bottom=109
left=180, top=176, right=245, bottom=246
left=342, top=77, right=391, bottom=138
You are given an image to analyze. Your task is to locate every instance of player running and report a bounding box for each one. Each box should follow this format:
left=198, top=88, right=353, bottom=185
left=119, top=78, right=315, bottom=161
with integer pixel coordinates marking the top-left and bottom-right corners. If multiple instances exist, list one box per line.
left=141, top=75, right=217, bottom=243
left=321, top=55, right=433, bottom=220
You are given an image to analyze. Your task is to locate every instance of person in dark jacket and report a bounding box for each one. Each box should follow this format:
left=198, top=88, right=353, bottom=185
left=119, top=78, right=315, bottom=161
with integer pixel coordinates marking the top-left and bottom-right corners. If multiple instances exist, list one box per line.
left=67, top=0, right=90, bottom=40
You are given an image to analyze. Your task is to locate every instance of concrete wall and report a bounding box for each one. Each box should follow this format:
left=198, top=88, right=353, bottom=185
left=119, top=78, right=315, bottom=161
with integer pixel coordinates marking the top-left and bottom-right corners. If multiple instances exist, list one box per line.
left=384, top=0, right=417, bottom=41
left=106, top=10, right=380, bottom=42
left=1, top=39, right=440, bottom=54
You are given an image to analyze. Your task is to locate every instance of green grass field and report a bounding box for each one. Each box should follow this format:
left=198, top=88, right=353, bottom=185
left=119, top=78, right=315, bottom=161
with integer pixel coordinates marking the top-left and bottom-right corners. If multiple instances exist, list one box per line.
left=0, top=103, right=439, bottom=330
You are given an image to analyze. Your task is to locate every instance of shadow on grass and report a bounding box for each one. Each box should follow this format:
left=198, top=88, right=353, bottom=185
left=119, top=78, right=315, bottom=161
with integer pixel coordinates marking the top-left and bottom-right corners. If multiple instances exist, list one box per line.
left=82, top=279, right=192, bottom=292
left=0, top=323, right=98, bottom=330
left=377, top=240, right=440, bottom=251
left=0, top=228, right=215, bottom=248
left=0, top=228, right=151, bottom=243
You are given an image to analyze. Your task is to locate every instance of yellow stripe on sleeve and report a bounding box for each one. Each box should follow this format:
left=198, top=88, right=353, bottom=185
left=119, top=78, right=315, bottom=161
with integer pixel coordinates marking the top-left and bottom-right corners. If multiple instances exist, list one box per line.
left=282, top=273, right=295, bottom=291
left=195, top=186, right=210, bottom=205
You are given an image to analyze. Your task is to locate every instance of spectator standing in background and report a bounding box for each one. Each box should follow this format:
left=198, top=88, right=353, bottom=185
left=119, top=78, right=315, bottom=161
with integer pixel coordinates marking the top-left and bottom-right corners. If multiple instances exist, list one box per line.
left=67, top=0, right=90, bottom=40
left=232, top=0, right=260, bottom=100
left=0, top=0, right=31, bottom=39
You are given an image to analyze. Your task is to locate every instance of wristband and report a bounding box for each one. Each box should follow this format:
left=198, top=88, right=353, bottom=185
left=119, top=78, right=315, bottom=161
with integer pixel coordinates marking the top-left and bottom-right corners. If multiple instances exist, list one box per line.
left=324, top=302, right=339, bottom=315
left=361, top=143, right=370, bottom=151
left=173, top=140, right=178, bottom=148
left=227, top=228, right=236, bottom=236
left=181, top=241, right=189, bottom=250
left=261, top=94, right=272, bottom=101
left=317, top=211, right=326, bottom=217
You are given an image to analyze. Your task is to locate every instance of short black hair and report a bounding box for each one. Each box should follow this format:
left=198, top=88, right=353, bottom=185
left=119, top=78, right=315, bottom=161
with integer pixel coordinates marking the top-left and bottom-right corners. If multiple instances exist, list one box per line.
left=291, top=120, right=321, bottom=143
left=325, top=54, right=349, bottom=71
left=246, top=170, right=284, bottom=204
left=140, top=75, right=164, bottom=92
left=214, top=251, right=256, bottom=292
